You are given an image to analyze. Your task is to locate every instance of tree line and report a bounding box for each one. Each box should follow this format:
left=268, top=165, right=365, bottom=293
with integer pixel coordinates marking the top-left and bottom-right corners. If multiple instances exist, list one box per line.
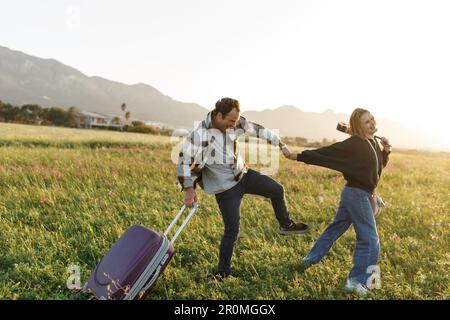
left=0, top=100, right=333, bottom=145
left=0, top=100, right=174, bottom=136
left=282, top=136, right=337, bottom=148
left=0, top=101, right=85, bottom=127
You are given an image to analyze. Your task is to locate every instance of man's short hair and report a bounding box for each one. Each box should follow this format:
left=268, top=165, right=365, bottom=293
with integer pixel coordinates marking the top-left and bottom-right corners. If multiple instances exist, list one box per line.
left=212, top=97, right=240, bottom=118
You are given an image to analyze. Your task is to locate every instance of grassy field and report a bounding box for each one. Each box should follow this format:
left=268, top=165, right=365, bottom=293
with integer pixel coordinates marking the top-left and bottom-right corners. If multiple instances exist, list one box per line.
left=0, top=122, right=172, bottom=147
left=0, top=123, right=449, bottom=300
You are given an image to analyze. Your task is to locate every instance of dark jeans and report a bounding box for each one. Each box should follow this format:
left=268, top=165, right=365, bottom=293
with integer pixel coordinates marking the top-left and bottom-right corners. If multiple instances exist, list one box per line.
left=214, top=169, right=293, bottom=274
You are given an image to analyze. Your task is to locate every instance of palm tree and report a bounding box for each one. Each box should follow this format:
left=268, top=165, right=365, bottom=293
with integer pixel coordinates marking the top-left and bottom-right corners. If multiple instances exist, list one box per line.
left=120, top=103, right=130, bottom=128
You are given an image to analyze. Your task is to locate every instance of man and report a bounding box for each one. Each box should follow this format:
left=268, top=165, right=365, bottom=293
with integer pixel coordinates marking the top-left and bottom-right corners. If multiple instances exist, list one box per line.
left=177, top=97, right=309, bottom=278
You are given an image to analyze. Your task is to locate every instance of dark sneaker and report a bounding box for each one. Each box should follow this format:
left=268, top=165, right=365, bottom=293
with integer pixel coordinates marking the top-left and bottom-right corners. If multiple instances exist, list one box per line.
left=278, top=221, right=309, bottom=235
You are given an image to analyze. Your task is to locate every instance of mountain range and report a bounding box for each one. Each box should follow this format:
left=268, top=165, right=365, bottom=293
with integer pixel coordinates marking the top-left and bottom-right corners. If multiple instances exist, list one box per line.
left=0, top=45, right=206, bottom=127
left=0, top=45, right=443, bottom=150
left=241, top=106, right=434, bottom=150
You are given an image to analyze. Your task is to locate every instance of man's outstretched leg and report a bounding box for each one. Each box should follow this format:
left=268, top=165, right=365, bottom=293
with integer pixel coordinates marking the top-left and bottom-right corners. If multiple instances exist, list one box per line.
left=242, top=169, right=309, bottom=234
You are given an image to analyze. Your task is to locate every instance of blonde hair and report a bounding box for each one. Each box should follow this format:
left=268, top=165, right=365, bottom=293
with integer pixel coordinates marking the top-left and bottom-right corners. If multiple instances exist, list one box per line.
left=348, top=108, right=371, bottom=138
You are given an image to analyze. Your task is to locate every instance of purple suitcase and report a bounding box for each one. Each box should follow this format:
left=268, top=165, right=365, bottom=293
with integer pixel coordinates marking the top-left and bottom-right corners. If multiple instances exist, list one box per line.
left=85, top=203, right=197, bottom=300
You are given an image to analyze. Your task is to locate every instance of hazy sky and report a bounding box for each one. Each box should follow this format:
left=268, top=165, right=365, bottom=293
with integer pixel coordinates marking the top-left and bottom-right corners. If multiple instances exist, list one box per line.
left=1, top=0, right=449, bottom=147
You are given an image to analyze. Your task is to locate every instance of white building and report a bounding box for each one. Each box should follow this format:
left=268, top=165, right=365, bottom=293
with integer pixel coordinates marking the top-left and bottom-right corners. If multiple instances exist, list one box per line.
left=81, top=111, right=123, bottom=129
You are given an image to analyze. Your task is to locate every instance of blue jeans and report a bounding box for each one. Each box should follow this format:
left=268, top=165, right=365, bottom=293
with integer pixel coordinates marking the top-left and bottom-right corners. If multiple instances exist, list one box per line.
left=215, top=169, right=293, bottom=274
left=303, top=186, right=380, bottom=285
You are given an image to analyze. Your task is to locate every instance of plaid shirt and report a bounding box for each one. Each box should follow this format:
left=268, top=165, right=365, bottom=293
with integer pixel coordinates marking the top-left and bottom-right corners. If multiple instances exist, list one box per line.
left=176, top=111, right=284, bottom=194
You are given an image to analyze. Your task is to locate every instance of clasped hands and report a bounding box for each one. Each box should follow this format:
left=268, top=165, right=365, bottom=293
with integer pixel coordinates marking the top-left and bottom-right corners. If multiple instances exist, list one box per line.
left=280, top=144, right=297, bottom=160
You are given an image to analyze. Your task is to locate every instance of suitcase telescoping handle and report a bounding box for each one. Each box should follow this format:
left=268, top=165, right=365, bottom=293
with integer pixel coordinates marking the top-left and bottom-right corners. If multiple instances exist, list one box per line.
left=163, top=203, right=197, bottom=245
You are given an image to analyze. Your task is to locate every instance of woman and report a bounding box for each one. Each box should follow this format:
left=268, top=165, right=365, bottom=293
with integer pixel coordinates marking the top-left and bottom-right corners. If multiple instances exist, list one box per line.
left=282, top=108, right=391, bottom=296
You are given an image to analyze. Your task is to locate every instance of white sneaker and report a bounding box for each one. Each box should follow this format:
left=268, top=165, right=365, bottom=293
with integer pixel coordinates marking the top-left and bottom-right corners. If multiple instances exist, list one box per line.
left=344, top=278, right=369, bottom=296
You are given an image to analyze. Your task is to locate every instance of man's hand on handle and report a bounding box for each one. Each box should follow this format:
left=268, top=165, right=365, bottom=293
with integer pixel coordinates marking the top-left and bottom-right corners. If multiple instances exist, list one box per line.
left=184, top=187, right=197, bottom=208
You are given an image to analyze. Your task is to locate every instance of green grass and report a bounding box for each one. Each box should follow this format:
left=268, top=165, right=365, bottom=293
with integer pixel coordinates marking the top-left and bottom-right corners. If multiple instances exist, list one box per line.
left=0, top=123, right=449, bottom=300
left=0, top=122, right=171, bottom=148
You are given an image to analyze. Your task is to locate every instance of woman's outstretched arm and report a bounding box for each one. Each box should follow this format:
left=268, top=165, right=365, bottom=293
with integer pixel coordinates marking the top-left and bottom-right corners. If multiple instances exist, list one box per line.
left=281, top=137, right=359, bottom=175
